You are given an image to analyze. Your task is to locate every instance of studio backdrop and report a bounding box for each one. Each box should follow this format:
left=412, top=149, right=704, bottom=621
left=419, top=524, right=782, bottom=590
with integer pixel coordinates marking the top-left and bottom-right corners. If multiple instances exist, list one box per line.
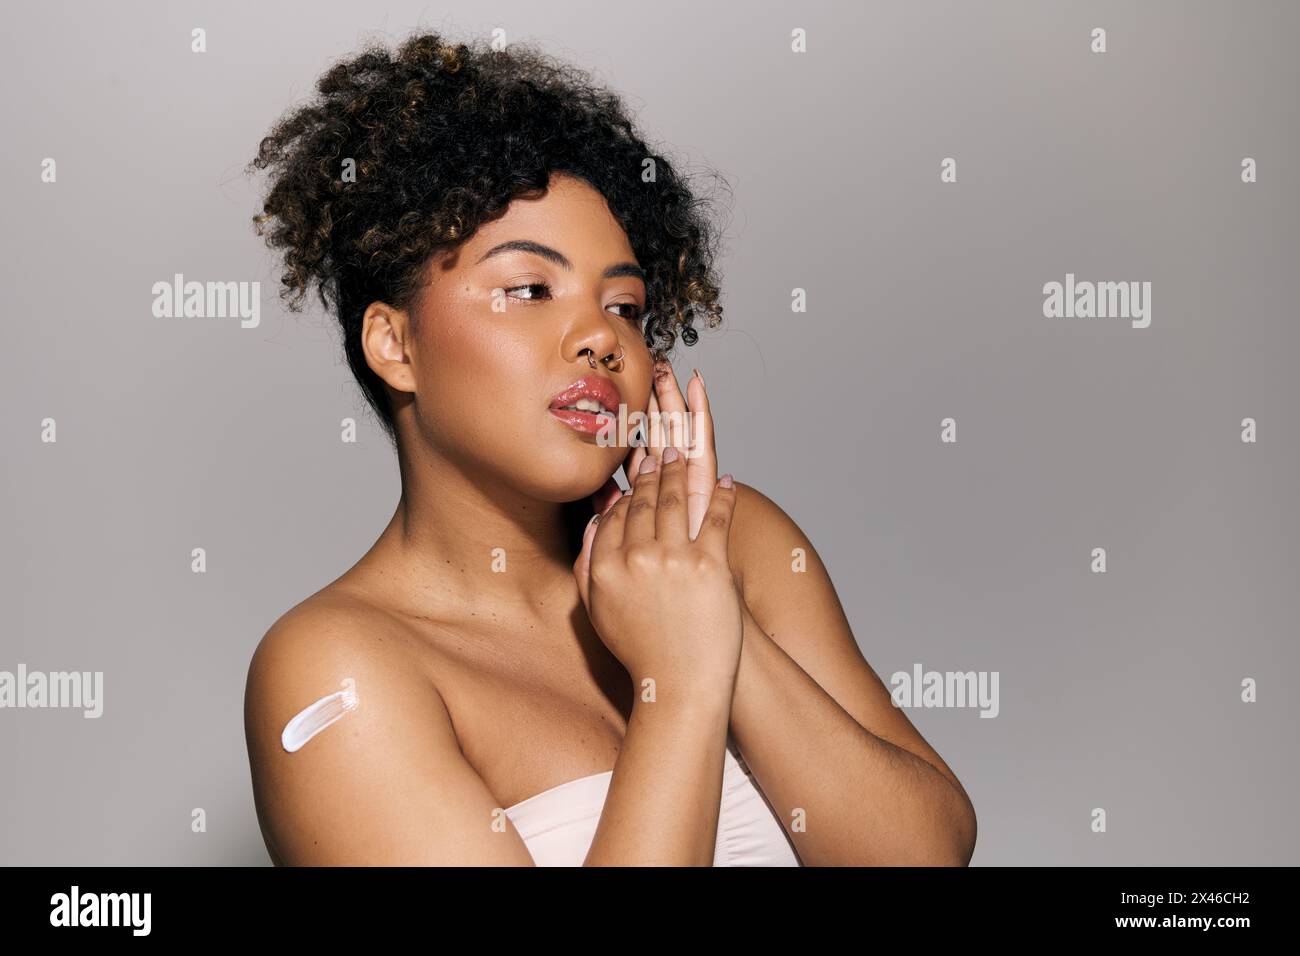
left=2, top=0, right=1297, bottom=865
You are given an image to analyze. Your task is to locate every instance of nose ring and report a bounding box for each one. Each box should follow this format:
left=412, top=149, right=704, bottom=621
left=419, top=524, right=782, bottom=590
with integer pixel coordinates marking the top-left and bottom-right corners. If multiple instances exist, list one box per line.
left=584, top=347, right=626, bottom=372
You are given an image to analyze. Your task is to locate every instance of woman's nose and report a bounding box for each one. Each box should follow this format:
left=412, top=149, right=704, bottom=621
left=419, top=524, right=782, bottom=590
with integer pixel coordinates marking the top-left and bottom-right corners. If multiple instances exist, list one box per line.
left=567, top=313, right=623, bottom=368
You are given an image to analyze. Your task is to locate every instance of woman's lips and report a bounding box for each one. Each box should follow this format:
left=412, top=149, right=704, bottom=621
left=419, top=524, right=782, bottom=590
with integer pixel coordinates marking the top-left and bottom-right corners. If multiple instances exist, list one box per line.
left=549, top=374, right=623, bottom=437
left=549, top=406, right=617, bottom=436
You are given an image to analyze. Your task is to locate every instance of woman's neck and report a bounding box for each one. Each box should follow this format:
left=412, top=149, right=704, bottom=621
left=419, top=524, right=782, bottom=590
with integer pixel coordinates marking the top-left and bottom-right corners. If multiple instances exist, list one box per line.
left=355, top=437, right=590, bottom=622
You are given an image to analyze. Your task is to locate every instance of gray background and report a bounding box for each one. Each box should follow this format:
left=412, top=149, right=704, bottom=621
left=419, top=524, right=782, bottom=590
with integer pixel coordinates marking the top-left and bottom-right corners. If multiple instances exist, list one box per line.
left=2, top=0, right=1296, bottom=865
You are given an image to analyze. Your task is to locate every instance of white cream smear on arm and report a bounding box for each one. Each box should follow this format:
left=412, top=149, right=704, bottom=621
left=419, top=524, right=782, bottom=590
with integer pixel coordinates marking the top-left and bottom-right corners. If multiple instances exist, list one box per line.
left=281, top=678, right=359, bottom=753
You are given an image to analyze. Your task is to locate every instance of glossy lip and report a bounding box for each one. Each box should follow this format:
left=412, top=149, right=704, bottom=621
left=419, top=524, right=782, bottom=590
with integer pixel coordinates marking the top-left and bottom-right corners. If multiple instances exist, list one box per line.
left=548, top=374, right=623, bottom=437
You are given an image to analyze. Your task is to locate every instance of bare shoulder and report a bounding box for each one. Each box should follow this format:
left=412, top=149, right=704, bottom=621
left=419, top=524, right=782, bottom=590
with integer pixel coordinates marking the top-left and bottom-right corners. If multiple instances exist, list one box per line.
left=727, top=480, right=825, bottom=608
left=247, top=589, right=397, bottom=674
left=723, top=478, right=867, bottom=683
left=244, top=590, right=428, bottom=747
left=242, top=589, right=534, bottom=865
left=730, top=479, right=797, bottom=534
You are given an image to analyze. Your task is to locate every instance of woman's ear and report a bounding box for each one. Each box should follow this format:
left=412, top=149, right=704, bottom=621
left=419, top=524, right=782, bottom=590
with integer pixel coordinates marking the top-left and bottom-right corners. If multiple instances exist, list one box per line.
left=361, top=302, right=417, bottom=395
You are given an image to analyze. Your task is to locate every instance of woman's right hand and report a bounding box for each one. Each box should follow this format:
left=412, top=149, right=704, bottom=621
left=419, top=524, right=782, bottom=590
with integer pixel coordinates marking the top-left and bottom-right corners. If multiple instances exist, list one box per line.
left=573, top=448, right=742, bottom=698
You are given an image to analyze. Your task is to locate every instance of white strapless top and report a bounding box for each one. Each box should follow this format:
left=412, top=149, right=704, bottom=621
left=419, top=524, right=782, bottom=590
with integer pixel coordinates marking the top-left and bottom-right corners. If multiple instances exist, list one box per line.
left=503, top=734, right=802, bottom=866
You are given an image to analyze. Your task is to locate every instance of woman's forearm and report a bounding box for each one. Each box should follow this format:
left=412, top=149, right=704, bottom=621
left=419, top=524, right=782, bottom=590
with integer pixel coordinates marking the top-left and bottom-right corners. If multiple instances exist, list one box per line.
left=584, top=673, right=735, bottom=866
left=729, top=610, right=976, bottom=866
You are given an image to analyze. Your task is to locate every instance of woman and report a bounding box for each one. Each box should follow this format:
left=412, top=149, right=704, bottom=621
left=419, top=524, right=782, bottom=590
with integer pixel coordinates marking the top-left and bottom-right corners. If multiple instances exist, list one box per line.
left=242, top=31, right=975, bottom=866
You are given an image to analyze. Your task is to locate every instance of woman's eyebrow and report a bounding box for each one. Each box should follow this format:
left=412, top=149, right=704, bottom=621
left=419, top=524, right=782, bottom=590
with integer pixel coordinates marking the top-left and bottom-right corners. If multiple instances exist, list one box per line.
left=476, top=239, right=644, bottom=282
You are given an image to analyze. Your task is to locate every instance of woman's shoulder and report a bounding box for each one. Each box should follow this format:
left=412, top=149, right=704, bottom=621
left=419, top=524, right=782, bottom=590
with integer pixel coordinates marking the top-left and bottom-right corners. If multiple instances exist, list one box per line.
left=727, top=480, right=808, bottom=573
left=240, top=587, right=507, bottom=865
left=729, top=479, right=788, bottom=527
left=724, top=478, right=833, bottom=623
left=250, top=587, right=403, bottom=675
left=244, top=586, right=442, bottom=739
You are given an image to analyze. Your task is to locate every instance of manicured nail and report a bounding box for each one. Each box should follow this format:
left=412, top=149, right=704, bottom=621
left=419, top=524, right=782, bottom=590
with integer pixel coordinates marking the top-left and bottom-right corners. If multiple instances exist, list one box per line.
left=639, top=456, right=658, bottom=474
left=718, top=473, right=734, bottom=488
left=693, top=368, right=704, bottom=387
left=590, top=513, right=601, bottom=526
left=663, top=446, right=679, bottom=464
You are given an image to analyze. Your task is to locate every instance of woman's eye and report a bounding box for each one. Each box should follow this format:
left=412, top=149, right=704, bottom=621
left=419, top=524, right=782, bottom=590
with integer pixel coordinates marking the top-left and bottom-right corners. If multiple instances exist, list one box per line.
left=609, top=302, right=643, bottom=322
left=504, top=282, right=551, bottom=301
left=504, top=282, right=642, bottom=323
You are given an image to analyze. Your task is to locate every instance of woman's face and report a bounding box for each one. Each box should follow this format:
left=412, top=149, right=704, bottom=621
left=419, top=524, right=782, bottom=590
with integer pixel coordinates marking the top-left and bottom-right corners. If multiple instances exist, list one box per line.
left=376, top=172, right=655, bottom=502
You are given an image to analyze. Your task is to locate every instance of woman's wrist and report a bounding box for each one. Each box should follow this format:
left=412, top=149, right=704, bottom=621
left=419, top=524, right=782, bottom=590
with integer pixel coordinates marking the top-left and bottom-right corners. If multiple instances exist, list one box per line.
left=627, top=665, right=736, bottom=720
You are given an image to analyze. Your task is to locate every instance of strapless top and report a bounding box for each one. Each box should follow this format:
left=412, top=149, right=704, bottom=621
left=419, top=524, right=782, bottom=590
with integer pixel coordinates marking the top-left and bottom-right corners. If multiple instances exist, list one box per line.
left=503, top=734, right=802, bottom=866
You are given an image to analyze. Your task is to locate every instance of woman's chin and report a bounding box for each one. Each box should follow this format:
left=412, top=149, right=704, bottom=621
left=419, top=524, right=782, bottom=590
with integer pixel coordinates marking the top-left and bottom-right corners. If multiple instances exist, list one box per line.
left=520, top=468, right=621, bottom=506
left=524, top=447, right=625, bottom=502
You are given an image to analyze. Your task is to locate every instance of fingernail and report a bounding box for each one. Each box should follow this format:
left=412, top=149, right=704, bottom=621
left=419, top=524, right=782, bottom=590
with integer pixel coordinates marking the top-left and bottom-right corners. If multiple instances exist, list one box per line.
left=639, top=456, right=658, bottom=474
left=590, top=513, right=601, bottom=526
left=663, top=446, right=679, bottom=464
left=693, top=368, right=704, bottom=387
left=718, top=473, right=734, bottom=488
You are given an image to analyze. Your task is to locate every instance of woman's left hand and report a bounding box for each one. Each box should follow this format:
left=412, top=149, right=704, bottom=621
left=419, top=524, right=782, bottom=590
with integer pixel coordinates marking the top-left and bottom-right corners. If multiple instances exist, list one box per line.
left=590, top=360, right=719, bottom=540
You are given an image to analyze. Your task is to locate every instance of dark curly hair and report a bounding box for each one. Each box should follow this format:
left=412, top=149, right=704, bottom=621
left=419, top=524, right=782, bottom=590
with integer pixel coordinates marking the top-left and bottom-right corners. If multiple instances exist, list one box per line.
left=247, top=30, right=729, bottom=445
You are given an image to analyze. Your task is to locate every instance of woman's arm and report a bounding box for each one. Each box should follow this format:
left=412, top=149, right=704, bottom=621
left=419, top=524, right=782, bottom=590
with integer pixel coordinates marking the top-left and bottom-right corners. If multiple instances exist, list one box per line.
left=584, top=674, right=735, bottom=866
left=576, top=451, right=747, bottom=865
left=244, top=598, right=737, bottom=866
left=244, top=602, right=536, bottom=865
left=614, top=367, right=973, bottom=864
left=725, top=481, right=978, bottom=866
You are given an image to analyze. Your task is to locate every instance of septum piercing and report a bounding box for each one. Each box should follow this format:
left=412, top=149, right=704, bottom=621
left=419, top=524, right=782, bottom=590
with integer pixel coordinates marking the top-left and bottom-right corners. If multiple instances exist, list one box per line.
left=583, top=347, right=626, bottom=372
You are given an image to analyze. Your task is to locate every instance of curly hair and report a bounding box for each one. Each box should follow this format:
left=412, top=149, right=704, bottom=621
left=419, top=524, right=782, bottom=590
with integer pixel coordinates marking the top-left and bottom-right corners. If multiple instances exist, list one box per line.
left=247, top=31, right=729, bottom=444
